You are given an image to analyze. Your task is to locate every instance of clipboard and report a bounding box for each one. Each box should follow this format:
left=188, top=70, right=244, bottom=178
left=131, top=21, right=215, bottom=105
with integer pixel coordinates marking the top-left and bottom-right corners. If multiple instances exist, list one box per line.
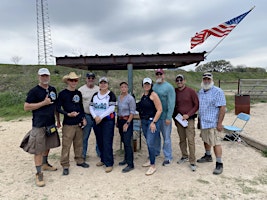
left=175, top=113, right=188, bottom=127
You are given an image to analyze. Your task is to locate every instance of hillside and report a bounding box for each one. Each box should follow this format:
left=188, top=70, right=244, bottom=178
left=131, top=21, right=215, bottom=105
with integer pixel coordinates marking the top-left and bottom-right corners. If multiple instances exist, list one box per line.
left=1, top=64, right=267, bottom=120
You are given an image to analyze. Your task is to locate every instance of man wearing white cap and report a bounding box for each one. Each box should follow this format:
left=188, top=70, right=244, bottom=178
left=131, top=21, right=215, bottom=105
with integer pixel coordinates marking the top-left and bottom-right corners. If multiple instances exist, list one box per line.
left=21, top=68, right=61, bottom=187
left=197, top=72, right=226, bottom=175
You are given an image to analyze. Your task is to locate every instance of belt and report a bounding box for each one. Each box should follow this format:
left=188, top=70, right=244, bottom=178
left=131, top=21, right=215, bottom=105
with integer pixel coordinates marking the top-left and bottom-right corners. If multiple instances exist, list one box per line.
left=119, top=116, right=129, bottom=120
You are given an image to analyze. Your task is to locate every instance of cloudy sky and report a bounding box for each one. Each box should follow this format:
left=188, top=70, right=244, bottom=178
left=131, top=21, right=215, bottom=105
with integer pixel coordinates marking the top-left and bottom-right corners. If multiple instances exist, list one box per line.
left=0, top=0, right=265, bottom=70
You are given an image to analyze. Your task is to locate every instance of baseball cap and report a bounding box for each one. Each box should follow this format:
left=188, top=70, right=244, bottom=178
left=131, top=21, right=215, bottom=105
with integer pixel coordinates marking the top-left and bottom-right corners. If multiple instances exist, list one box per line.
left=155, top=68, right=164, bottom=74
left=119, top=81, right=128, bottom=86
left=38, top=68, right=50, bottom=75
left=175, top=74, right=184, bottom=80
left=99, top=77, right=109, bottom=83
left=202, top=72, right=213, bottom=79
left=143, top=77, right=152, bottom=84
left=86, top=72, right=95, bottom=78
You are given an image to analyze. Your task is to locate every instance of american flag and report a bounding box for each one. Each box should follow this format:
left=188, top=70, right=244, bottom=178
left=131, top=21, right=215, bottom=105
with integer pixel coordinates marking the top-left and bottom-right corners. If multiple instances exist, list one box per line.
left=190, top=8, right=254, bottom=49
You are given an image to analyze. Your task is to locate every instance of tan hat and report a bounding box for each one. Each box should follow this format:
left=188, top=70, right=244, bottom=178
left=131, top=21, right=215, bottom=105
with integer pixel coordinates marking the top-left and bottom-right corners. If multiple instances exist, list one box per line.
left=62, top=72, right=81, bottom=83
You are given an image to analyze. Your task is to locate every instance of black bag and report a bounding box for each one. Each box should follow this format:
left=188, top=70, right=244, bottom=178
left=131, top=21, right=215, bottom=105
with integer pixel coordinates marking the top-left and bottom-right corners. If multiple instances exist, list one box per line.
left=45, top=124, right=58, bottom=137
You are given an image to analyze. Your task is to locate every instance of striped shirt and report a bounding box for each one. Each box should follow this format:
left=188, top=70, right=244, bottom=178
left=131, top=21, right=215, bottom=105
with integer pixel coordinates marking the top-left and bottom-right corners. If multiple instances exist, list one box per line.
left=198, top=86, right=226, bottom=129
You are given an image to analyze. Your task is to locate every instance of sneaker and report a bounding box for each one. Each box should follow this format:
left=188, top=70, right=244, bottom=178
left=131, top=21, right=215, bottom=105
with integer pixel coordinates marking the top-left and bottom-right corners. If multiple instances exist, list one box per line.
left=96, top=161, right=104, bottom=167
left=105, top=166, right=113, bottom=173
left=177, top=157, right=189, bottom=164
left=62, top=168, right=69, bottom=176
left=35, top=172, right=45, bottom=187
left=213, top=162, right=223, bottom=175
left=162, top=160, right=171, bottom=166
left=142, top=160, right=151, bottom=167
left=77, top=162, right=89, bottom=168
left=122, top=165, right=134, bottom=173
left=42, top=163, right=57, bottom=171
left=119, top=160, right=127, bottom=166
left=190, top=164, right=196, bottom=172
left=145, top=166, right=157, bottom=176
left=197, top=154, right=213, bottom=163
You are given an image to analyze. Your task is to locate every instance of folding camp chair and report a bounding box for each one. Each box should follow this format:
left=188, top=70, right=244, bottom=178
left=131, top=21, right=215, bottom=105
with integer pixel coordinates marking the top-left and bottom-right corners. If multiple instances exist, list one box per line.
left=223, top=112, right=250, bottom=144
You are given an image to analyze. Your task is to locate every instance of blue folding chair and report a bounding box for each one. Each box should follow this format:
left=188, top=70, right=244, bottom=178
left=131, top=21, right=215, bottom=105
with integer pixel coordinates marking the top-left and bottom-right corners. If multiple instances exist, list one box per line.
left=223, top=112, right=250, bottom=144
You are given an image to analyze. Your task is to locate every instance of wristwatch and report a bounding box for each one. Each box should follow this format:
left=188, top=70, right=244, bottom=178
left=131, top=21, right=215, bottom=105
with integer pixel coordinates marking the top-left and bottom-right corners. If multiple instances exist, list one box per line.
left=126, top=121, right=130, bottom=125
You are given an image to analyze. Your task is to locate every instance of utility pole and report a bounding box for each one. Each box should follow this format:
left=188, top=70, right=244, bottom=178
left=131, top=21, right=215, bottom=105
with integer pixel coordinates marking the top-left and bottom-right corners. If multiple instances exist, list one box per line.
left=36, top=0, right=53, bottom=65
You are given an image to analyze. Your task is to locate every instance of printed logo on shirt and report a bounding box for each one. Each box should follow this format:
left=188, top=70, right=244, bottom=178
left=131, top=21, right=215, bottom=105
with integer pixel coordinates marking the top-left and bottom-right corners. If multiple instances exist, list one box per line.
left=72, top=94, right=80, bottom=103
left=49, top=91, right=56, bottom=101
left=94, top=102, right=107, bottom=110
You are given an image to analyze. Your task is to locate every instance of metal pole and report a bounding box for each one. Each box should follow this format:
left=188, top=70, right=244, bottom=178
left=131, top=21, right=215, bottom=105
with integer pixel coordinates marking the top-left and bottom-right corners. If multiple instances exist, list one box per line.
left=127, top=63, right=133, bottom=95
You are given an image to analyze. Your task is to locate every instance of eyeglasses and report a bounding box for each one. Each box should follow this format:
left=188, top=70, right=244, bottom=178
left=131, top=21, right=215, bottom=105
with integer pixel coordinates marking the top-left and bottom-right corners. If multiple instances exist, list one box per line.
left=175, top=79, right=183, bottom=83
left=68, top=79, right=78, bottom=82
left=156, top=73, right=163, bottom=76
left=87, top=77, right=95, bottom=80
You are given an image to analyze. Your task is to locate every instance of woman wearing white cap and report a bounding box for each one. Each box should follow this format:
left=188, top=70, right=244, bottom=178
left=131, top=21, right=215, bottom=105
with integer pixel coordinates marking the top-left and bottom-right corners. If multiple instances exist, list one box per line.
left=137, top=77, right=162, bottom=175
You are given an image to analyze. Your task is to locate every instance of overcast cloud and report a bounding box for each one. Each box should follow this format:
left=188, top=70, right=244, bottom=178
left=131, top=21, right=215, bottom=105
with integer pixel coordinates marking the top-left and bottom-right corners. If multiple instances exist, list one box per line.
left=0, top=0, right=265, bottom=70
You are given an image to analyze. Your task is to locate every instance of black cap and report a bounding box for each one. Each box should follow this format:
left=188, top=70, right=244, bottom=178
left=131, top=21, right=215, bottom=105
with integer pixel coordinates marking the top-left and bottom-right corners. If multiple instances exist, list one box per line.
left=86, top=72, right=95, bottom=78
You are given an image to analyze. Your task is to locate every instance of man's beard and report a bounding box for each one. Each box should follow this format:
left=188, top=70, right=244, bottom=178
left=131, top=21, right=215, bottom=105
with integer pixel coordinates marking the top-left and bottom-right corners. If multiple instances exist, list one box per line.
left=156, top=78, right=163, bottom=83
left=201, top=81, right=214, bottom=90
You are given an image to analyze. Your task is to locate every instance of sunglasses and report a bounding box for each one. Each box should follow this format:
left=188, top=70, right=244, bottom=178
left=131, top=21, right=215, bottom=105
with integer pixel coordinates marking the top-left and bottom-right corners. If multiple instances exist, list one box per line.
left=68, top=79, right=78, bottom=82
left=175, top=79, right=183, bottom=83
left=156, top=73, right=163, bottom=76
left=87, top=77, right=95, bottom=80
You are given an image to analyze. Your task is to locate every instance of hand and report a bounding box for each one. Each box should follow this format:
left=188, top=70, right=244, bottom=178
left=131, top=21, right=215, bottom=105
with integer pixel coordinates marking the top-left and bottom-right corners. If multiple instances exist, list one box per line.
left=217, top=123, right=223, bottom=132
left=165, top=119, right=171, bottom=125
left=182, top=114, right=189, bottom=120
left=82, top=118, right=87, bottom=127
left=43, top=95, right=53, bottom=106
left=149, top=122, right=156, bottom=133
left=123, top=123, right=128, bottom=132
left=68, top=111, right=79, bottom=117
left=95, top=116, right=102, bottom=125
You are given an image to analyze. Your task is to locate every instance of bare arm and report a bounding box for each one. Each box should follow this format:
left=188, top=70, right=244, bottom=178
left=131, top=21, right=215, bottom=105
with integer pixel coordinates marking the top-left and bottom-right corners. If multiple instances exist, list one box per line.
left=24, top=95, right=52, bottom=111
left=217, top=105, right=226, bottom=132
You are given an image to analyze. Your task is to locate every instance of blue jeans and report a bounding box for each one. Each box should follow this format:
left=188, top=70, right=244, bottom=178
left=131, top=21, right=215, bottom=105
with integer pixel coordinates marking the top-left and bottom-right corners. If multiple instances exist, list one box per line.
left=94, top=119, right=115, bottom=167
left=141, top=119, right=160, bottom=165
left=82, top=114, right=100, bottom=158
left=155, top=119, right=173, bottom=161
left=118, top=119, right=134, bottom=167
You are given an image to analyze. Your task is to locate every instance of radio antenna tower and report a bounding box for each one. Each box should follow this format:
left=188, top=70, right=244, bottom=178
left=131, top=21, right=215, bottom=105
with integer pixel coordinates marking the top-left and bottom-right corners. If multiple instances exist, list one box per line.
left=36, top=0, right=53, bottom=65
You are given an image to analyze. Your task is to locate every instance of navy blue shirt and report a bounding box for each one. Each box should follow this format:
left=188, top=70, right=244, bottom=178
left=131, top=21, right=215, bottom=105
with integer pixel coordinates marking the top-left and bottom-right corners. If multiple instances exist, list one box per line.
left=25, top=85, right=57, bottom=127
left=57, top=89, right=85, bottom=125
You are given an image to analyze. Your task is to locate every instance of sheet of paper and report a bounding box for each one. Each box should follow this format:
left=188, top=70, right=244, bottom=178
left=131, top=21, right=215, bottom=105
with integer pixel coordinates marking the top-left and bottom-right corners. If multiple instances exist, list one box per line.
left=175, top=113, right=188, bottom=127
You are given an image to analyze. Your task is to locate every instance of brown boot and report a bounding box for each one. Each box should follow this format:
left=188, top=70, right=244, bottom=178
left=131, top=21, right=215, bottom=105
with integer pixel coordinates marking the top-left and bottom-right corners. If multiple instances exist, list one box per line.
left=42, top=163, right=57, bottom=171
left=35, top=172, right=45, bottom=187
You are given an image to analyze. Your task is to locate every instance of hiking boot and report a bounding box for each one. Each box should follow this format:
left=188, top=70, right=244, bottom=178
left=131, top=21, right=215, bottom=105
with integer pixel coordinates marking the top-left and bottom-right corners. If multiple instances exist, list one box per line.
left=63, top=168, right=69, bottom=176
left=105, top=166, right=113, bottom=173
left=213, top=162, right=223, bottom=175
left=35, top=172, right=45, bottom=187
left=190, top=164, right=196, bottom=172
left=77, top=162, right=89, bottom=168
left=197, top=154, right=213, bottom=163
left=42, top=163, right=57, bottom=171
left=142, top=160, right=151, bottom=167
left=162, top=160, right=171, bottom=166
left=177, top=157, right=189, bottom=164
left=119, top=160, right=127, bottom=166
left=122, top=165, right=134, bottom=173
left=96, top=161, right=104, bottom=167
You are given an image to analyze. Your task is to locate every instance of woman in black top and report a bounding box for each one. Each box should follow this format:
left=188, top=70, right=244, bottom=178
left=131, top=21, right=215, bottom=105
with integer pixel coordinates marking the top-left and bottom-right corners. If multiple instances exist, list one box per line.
left=137, top=77, right=162, bottom=176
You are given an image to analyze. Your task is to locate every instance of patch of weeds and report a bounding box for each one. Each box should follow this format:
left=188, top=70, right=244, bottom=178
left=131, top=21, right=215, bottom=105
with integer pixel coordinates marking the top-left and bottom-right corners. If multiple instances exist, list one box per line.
left=262, top=149, right=267, bottom=157
left=237, top=182, right=261, bottom=194
left=254, top=169, right=267, bottom=185
left=196, top=179, right=210, bottom=184
left=48, top=153, right=61, bottom=160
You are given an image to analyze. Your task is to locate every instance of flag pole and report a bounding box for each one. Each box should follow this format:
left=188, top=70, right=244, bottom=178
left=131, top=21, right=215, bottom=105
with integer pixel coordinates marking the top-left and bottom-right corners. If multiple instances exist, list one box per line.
left=205, top=6, right=255, bottom=59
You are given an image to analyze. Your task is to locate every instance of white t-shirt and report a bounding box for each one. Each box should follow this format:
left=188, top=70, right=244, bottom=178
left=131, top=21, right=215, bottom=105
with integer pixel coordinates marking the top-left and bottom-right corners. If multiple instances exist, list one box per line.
left=78, top=84, right=99, bottom=114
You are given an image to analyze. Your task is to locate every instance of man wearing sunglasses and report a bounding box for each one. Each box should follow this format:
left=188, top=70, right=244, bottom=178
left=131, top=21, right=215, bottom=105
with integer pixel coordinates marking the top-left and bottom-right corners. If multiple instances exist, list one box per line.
left=173, top=74, right=199, bottom=172
left=153, top=69, right=175, bottom=166
left=78, top=72, right=100, bottom=160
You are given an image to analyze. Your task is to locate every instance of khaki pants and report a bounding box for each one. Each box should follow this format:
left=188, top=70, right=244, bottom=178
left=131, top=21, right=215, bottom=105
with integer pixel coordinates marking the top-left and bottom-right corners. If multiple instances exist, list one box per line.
left=175, top=119, right=196, bottom=164
left=60, top=125, right=84, bottom=168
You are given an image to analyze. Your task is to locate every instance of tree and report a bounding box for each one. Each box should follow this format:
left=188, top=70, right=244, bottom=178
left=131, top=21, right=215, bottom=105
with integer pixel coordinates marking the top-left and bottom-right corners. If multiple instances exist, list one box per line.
left=195, top=60, right=233, bottom=72
left=11, top=56, right=22, bottom=64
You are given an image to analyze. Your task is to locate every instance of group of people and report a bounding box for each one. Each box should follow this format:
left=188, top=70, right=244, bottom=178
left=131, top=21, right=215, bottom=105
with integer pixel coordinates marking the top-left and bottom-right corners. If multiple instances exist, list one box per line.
left=20, top=67, right=226, bottom=187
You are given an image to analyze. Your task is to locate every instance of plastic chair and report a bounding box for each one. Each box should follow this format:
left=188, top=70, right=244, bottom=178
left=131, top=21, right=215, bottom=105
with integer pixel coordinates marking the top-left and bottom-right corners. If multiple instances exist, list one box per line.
left=223, top=112, right=250, bottom=144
